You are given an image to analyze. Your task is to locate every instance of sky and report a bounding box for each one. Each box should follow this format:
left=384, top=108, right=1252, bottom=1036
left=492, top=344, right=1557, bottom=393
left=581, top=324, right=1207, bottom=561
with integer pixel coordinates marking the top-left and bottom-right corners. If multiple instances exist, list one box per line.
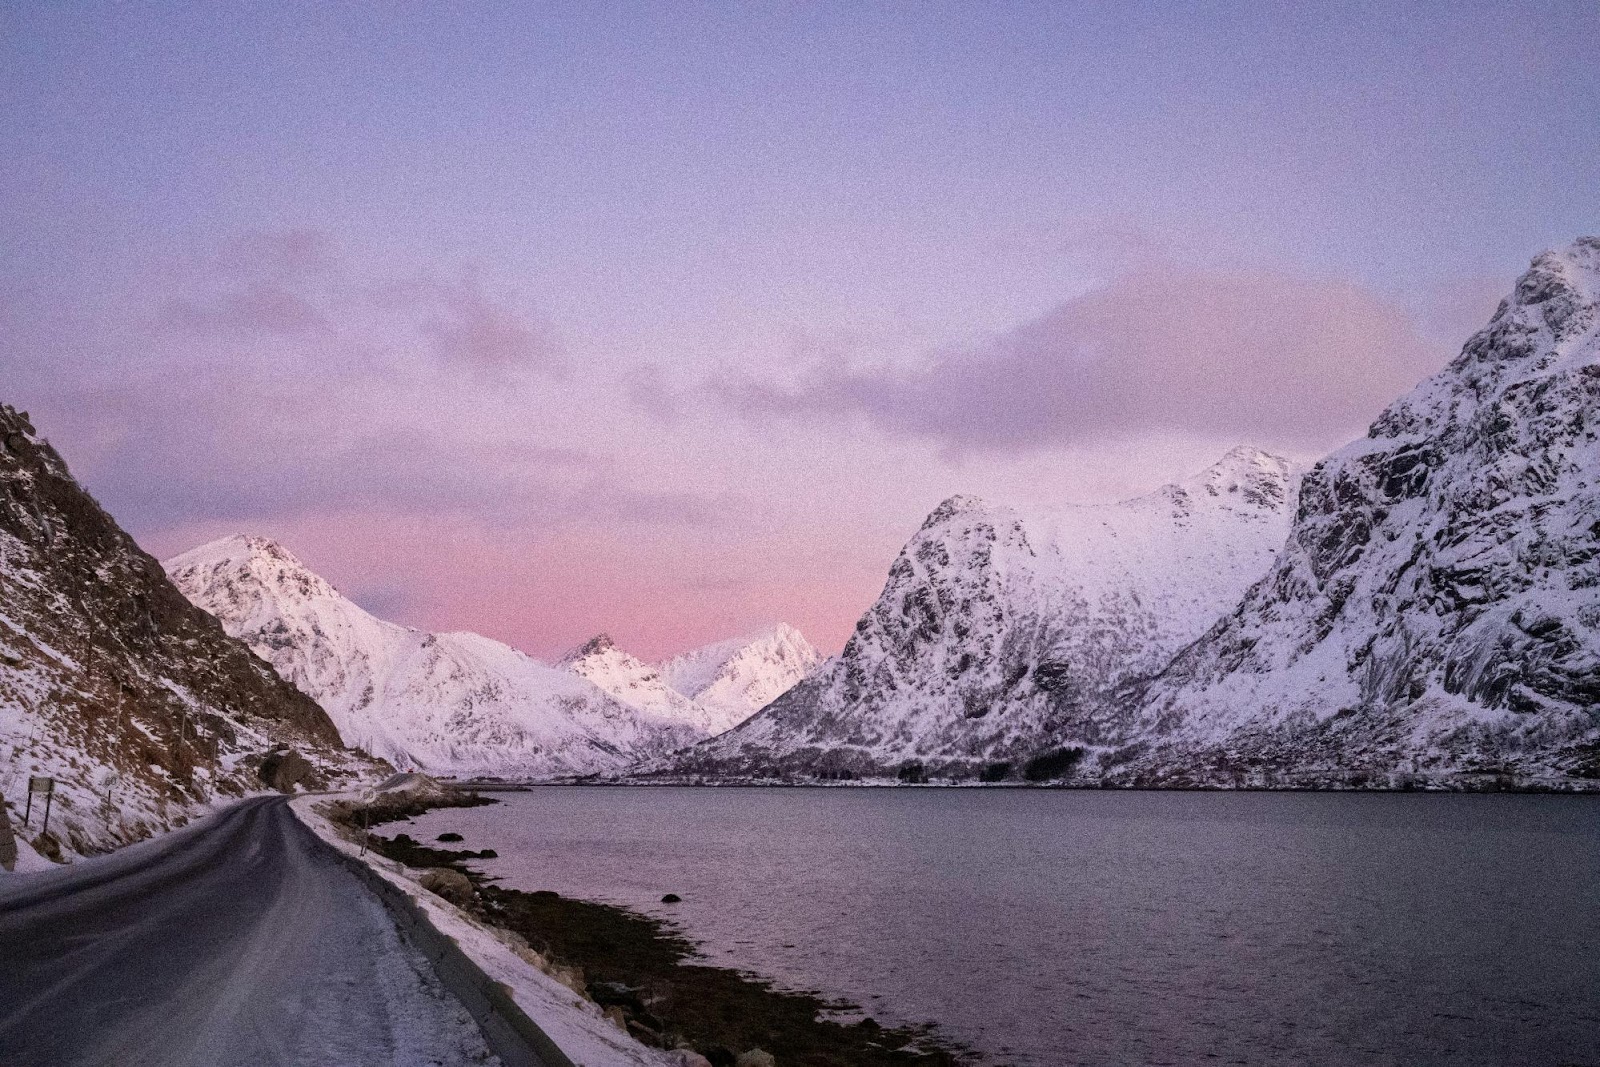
left=3, top=1, right=1597, bottom=660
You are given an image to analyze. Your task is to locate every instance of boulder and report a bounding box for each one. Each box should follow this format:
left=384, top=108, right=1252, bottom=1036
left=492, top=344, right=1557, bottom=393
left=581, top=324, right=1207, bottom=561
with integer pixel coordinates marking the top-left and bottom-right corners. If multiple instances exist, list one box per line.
left=668, top=1051, right=714, bottom=1067
left=417, top=867, right=474, bottom=906
left=735, top=1051, right=776, bottom=1067
left=258, top=749, right=319, bottom=793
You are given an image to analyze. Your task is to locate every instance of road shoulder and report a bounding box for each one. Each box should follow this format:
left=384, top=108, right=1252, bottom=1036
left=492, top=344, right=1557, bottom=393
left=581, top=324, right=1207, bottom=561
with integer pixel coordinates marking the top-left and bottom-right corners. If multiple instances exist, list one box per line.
left=291, top=794, right=673, bottom=1067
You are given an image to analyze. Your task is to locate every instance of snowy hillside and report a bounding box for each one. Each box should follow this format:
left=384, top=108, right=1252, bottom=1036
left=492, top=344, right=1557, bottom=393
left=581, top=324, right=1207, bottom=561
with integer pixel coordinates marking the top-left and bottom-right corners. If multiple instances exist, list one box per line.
left=166, top=537, right=696, bottom=777
left=0, top=405, right=364, bottom=860
left=560, top=634, right=721, bottom=743
left=562, top=625, right=820, bottom=739
left=677, top=448, right=1298, bottom=776
left=658, top=623, right=820, bottom=732
left=1124, top=237, right=1600, bottom=786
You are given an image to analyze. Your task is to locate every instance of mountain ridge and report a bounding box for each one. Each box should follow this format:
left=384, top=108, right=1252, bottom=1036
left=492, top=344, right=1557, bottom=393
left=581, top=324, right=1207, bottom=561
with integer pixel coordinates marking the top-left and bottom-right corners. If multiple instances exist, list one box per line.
left=1112, top=236, right=1600, bottom=786
left=166, top=535, right=682, bottom=777
left=671, top=446, right=1300, bottom=777
left=0, top=408, right=365, bottom=859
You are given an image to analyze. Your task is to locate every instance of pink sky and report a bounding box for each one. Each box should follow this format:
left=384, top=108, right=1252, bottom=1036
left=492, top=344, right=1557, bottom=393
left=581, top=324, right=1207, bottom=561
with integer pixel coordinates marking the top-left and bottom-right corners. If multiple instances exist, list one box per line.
left=4, top=4, right=1588, bottom=660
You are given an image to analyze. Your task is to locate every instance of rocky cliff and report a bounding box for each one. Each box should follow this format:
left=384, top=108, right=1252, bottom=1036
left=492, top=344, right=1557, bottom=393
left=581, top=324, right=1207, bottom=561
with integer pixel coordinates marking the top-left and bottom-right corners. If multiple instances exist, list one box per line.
left=676, top=448, right=1298, bottom=777
left=1120, top=237, right=1600, bottom=787
left=0, top=405, right=361, bottom=858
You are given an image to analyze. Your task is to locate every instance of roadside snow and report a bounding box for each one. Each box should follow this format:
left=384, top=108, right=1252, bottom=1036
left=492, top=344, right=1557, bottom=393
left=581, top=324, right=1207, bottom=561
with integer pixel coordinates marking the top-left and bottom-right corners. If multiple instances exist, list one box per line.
left=291, top=795, right=674, bottom=1067
left=1, top=827, right=58, bottom=874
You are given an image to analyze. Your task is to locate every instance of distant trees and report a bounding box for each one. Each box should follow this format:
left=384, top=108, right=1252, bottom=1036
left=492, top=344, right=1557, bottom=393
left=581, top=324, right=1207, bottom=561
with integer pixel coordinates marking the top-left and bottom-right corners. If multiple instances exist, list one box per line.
left=979, top=761, right=1011, bottom=782
left=1023, top=747, right=1086, bottom=782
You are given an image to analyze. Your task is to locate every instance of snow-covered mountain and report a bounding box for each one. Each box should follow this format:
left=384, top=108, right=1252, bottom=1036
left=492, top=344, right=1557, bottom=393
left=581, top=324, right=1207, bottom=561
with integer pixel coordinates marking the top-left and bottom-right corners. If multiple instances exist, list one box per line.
left=165, top=537, right=700, bottom=777
left=658, top=623, right=820, bottom=732
left=0, top=405, right=365, bottom=860
left=562, top=625, right=820, bottom=737
left=560, top=634, right=719, bottom=741
left=1121, top=237, right=1600, bottom=786
left=677, top=448, right=1298, bottom=777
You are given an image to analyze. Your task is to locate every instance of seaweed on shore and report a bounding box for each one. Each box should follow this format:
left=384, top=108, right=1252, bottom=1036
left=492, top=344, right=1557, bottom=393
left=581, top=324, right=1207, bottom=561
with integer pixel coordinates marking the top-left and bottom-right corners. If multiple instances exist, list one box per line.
left=476, top=884, right=968, bottom=1066
left=336, top=799, right=973, bottom=1066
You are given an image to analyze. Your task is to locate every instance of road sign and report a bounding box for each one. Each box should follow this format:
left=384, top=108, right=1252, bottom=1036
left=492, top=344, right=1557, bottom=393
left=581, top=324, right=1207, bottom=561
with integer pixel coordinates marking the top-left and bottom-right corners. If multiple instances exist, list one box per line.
left=24, top=777, right=55, bottom=834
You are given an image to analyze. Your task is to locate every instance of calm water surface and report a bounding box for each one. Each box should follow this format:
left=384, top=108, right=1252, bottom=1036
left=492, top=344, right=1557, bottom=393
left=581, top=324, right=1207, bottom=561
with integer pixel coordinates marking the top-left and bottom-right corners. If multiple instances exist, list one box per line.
left=406, top=788, right=1600, bottom=1066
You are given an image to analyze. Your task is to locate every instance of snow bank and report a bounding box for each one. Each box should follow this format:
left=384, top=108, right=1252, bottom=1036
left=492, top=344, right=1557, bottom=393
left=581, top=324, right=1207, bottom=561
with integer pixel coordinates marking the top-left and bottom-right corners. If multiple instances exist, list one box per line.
left=291, top=794, right=674, bottom=1067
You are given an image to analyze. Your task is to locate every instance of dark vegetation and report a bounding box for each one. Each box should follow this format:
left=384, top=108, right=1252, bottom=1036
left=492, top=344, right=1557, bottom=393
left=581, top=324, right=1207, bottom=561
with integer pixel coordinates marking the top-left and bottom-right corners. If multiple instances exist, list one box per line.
left=978, top=761, right=1011, bottom=783
left=332, top=795, right=970, bottom=1067
left=896, top=761, right=928, bottom=784
left=1023, top=746, right=1086, bottom=782
left=476, top=887, right=965, bottom=1066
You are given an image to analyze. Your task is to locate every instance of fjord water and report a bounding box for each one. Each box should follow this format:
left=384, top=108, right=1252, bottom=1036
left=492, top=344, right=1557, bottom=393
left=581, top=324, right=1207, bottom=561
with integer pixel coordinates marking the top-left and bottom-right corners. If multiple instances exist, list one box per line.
left=409, top=788, right=1600, bottom=1066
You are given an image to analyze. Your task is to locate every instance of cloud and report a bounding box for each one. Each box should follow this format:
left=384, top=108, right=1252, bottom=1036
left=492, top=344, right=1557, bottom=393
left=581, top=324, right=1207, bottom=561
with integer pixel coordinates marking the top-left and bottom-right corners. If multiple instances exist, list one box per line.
left=727, top=264, right=1459, bottom=453
left=59, top=377, right=726, bottom=532
left=155, top=230, right=562, bottom=372
left=417, top=278, right=559, bottom=370
left=4, top=230, right=722, bottom=536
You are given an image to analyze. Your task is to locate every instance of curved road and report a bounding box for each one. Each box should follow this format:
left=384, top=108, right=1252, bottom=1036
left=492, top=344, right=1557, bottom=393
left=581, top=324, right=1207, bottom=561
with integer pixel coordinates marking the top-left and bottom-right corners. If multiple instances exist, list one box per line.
left=0, top=796, right=499, bottom=1067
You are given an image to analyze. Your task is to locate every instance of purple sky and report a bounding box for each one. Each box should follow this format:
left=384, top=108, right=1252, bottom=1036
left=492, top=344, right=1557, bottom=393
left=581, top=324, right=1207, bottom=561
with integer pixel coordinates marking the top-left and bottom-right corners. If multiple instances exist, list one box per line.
left=3, top=2, right=1597, bottom=659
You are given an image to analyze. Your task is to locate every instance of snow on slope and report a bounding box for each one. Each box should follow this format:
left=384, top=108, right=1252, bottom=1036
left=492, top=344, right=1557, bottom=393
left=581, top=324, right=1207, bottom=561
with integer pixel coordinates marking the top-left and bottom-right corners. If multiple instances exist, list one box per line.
left=658, top=623, right=820, bottom=732
left=560, top=634, right=721, bottom=741
left=1124, top=237, right=1600, bottom=785
left=678, top=448, right=1297, bottom=776
left=166, top=537, right=693, bottom=777
left=0, top=405, right=363, bottom=860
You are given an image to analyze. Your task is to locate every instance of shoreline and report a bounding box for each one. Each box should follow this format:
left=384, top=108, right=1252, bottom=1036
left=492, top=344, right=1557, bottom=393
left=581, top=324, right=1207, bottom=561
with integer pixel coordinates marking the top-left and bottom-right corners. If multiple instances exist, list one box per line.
left=455, top=776, right=1600, bottom=795
left=331, top=785, right=972, bottom=1067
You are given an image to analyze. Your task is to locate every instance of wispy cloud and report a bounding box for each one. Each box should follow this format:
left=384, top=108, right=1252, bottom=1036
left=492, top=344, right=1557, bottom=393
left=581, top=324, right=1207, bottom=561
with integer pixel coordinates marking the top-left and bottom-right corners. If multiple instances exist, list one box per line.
left=9, top=230, right=722, bottom=534
left=154, top=230, right=563, bottom=372
left=724, top=263, right=1457, bottom=453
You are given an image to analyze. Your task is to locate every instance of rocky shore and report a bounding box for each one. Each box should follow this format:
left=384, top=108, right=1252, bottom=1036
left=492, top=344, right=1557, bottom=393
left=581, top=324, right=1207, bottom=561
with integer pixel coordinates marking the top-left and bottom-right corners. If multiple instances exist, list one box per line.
left=327, top=781, right=969, bottom=1067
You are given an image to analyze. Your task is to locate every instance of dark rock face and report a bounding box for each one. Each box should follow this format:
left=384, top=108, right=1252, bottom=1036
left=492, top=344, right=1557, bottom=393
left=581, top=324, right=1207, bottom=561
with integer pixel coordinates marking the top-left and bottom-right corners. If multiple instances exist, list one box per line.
left=1130, top=238, right=1600, bottom=786
left=0, top=402, right=358, bottom=854
left=258, top=749, right=321, bottom=793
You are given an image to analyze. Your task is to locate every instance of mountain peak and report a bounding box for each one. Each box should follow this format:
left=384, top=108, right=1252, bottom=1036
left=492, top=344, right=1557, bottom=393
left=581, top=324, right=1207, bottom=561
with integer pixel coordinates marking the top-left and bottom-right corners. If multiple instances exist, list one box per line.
left=1131, top=235, right=1600, bottom=782
left=657, top=624, right=821, bottom=731
left=921, top=494, right=991, bottom=531
left=171, top=533, right=312, bottom=573
left=1505, top=236, right=1599, bottom=343
left=1177, top=447, right=1295, bottom=509
left=166, top=534, right=341, bottom=608
left=167, top=539, right=704, bottom=776
left=562, top=632, right=621, bottom=664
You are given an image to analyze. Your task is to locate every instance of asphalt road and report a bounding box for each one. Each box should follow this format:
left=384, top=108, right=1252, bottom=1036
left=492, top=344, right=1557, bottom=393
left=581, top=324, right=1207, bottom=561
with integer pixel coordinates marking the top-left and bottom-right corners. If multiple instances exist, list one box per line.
left=0, top=795, right=498, bottom=1067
